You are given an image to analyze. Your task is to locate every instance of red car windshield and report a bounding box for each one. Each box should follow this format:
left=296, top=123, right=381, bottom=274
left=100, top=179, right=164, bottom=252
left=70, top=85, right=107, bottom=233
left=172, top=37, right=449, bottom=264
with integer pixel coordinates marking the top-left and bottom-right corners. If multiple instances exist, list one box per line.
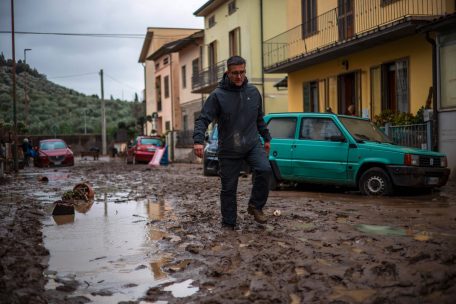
left=140, top=138, right=162, bottom=146
left=40, top=141, right=67, bottom=150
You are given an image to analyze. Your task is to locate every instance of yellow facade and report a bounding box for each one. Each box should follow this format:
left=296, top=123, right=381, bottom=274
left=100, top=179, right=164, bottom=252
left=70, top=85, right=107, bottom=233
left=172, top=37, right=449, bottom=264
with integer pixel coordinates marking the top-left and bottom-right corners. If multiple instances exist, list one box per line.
left=196, top=0, right=288, bottom=113
left=272, top=0, right=455, bottom=118
left=288, top=35, right=433, bottom=116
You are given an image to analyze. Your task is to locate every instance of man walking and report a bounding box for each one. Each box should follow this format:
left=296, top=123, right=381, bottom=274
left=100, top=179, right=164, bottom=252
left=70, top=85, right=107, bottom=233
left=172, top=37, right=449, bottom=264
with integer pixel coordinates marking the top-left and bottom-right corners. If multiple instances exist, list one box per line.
left=193, top=56, right=272, bottom=230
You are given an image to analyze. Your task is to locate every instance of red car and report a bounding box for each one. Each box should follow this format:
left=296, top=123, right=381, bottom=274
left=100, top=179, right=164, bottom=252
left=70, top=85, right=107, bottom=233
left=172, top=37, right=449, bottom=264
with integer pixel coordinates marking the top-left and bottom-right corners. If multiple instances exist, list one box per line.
left=126, top=136, right=163, bottom=164
left=34, top=139, right=74, bottom=167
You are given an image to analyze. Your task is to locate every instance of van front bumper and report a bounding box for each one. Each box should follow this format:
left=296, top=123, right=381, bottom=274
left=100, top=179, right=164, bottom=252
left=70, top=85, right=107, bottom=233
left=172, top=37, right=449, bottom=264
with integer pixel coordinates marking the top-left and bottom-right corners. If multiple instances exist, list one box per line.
left=386, top=165, right=450, bottom=188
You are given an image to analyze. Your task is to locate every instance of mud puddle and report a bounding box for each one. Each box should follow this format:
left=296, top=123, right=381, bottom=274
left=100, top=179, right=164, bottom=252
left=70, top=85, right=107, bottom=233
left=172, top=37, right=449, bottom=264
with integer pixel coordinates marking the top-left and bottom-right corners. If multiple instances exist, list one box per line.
left=43, top=193, right=183, bottom=303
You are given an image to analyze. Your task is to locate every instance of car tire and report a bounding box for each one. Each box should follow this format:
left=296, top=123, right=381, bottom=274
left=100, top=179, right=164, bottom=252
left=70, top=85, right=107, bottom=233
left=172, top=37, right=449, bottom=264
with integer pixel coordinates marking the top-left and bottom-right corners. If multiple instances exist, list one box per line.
left=359, top=167, right=392, bottom=196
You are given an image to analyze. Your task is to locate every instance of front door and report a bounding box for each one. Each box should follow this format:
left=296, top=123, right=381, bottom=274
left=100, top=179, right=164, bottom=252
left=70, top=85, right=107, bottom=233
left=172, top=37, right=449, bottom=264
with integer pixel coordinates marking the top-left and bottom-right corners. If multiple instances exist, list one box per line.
left=338, top=71, right=359, bottom=115
left=292, top=117, right=349, bottom=182
left=338, top=0, right=354, bottom=41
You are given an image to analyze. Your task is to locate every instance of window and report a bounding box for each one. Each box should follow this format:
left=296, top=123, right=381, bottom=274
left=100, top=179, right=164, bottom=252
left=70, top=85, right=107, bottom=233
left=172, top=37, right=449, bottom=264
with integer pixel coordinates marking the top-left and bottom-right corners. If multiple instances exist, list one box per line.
left=300, top=118, right=342, bottom=141
left=228, top=1, right=237, bottom=15
left=229, top=27, right=241, bottom=57
left=155, top=62, right=160, bottom=70
left=338, top=0, right=354, bottom=41
left=381, top=0, right=399, bottom=6
left=208, top=15, right=216, bottom=28
left=192, top=58, right=199, bottom=76
left=164, top=75, right=170, bottom=98
left=181, top=65, right=187, bottom=89
left=303, top=81, right=319, bottom=112
left=301, top=0, right=317, bottom=37
left=155, top=76, right=162, bottom=112
left=163, top=57, right=169, bottom=65
left=381, top=59, right=409, bottom=112
left=165, top=121, right=171, bottom=131
left=267, top=117, right=297, bottom=139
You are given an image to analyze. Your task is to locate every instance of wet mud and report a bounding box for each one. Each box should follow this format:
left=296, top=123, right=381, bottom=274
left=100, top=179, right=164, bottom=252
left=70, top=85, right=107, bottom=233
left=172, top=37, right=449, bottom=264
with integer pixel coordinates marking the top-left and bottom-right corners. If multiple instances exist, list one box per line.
left=1, top=160, right=455, bottom=303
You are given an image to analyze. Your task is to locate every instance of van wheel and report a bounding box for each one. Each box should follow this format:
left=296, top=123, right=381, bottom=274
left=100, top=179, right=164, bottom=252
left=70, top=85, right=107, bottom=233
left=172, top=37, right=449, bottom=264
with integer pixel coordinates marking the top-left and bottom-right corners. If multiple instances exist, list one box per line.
left=359, top=168, right=392, bottom=196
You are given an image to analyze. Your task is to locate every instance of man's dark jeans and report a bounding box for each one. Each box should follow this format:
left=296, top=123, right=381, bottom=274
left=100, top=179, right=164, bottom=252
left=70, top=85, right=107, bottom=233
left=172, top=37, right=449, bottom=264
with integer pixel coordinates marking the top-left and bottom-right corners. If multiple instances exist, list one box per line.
left=218, top=142, right=271, bottom=226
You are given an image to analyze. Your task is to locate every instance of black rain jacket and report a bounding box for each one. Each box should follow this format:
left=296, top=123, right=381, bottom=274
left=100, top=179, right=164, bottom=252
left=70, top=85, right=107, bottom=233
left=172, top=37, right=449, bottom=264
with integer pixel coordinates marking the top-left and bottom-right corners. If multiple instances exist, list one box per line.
left=193, top=73, right=271, bottom=158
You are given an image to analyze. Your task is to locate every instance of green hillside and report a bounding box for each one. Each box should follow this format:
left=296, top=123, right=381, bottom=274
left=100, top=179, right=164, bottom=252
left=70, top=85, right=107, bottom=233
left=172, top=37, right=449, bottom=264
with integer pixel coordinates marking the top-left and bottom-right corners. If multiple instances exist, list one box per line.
left=0, top=54, right=144, bottom=139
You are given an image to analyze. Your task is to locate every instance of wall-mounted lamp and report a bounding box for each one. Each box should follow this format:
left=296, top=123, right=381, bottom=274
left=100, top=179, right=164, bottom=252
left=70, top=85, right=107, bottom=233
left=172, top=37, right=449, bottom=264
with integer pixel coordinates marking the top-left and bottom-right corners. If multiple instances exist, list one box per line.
left=341, top=59, right=349, bottom=70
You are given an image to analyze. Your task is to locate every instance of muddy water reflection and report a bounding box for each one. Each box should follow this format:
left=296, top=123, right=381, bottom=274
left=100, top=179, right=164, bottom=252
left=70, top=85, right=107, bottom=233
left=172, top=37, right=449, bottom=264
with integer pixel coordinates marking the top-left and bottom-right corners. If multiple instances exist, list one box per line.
left=44, top=197, right=174, bottom=302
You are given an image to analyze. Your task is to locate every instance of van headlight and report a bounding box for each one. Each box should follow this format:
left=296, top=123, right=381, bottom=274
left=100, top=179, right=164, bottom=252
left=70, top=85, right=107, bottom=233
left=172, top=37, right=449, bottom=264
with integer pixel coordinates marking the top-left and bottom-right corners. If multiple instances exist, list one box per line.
left=441, top=156, right=447, bottom=168
left=404, top=154, right=419, bottom=166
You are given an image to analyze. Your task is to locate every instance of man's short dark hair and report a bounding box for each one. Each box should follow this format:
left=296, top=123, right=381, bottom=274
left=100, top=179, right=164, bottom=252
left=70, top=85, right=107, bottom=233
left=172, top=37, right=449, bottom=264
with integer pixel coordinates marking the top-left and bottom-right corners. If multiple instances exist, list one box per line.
left=227, top=56, right=246, bottom=68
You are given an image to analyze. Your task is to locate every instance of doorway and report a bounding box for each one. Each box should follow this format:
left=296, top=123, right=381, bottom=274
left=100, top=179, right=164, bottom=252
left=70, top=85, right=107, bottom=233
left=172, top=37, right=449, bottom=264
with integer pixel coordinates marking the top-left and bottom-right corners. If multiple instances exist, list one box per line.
left=338, top=71, right=359, bottom=115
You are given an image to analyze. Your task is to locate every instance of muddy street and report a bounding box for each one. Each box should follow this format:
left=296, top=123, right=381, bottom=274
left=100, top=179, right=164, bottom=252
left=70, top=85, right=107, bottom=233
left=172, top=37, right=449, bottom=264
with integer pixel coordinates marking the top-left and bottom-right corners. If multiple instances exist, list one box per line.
left=1, top=159, right=456, bottom=303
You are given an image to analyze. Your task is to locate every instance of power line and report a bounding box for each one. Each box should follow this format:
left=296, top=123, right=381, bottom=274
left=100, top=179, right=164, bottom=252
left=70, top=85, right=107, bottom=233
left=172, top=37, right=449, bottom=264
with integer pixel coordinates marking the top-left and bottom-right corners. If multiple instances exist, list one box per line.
left=104, top=73, right=140, bottom=92
left=0, top=31, right=196, bottom=40
left=48, top=72, right=98, bottom=79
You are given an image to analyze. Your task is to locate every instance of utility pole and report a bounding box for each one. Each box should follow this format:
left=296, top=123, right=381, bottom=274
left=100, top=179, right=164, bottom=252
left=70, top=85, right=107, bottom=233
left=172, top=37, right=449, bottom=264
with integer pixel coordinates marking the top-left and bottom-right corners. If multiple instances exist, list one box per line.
left=11, top=0, right=18, bottom=172
left=24, top=48, right=32, bottom=127
left=100, top=69, right=106, bottom=155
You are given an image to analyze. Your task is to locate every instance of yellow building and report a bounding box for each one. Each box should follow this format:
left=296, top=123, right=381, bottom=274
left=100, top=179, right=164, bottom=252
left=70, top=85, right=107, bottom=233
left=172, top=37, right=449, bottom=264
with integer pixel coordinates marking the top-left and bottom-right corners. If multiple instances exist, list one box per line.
left=264, top=0, right=455, bottom=118
left=193, top=0, right=289, bottom=114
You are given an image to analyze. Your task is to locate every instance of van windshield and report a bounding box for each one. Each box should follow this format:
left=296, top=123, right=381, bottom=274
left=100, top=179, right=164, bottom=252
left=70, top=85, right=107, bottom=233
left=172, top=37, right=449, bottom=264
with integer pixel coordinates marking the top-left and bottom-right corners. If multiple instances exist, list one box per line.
left=339, top=117, right=392, bottom=144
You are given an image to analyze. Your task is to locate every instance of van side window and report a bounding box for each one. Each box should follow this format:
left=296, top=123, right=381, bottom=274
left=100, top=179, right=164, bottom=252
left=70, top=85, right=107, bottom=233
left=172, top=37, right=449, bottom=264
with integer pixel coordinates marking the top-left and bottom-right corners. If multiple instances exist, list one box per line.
left=300, top=118, right=342, bottom=141
left=267, top=117, right=297, bottom=139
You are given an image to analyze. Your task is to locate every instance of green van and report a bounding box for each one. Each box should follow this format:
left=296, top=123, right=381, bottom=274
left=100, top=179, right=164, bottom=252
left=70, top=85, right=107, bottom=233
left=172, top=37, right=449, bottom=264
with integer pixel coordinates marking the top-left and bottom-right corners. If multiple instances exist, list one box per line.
left=264, top=113, right=450, bottom=196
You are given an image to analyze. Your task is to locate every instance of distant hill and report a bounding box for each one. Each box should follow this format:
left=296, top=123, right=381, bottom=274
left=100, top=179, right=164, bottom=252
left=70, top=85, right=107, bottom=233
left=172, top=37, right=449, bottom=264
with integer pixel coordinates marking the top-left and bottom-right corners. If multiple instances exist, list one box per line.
left=0, top=53, right=144, bottom=139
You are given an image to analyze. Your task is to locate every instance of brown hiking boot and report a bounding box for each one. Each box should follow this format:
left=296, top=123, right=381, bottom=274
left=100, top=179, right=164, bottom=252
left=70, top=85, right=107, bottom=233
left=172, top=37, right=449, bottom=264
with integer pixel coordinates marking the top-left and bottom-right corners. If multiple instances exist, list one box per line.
left=247, top=205, right=267, bottom=224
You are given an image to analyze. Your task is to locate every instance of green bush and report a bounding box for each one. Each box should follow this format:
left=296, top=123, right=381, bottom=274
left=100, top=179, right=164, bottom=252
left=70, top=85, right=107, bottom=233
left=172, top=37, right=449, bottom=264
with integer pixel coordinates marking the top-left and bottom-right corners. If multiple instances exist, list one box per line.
left=374, top=106, right=425, bottom=126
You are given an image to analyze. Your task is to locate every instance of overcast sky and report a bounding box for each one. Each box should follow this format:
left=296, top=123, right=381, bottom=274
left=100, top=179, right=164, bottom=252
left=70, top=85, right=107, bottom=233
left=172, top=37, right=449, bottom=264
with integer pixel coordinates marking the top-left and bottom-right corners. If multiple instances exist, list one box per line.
left=0, top=0, right=206, bottom=101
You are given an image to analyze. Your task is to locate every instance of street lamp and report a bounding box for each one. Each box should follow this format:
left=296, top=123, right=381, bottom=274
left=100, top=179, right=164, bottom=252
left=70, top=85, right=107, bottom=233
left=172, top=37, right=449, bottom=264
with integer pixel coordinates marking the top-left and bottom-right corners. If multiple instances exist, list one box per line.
left=24, top=48, right=32, bottom=127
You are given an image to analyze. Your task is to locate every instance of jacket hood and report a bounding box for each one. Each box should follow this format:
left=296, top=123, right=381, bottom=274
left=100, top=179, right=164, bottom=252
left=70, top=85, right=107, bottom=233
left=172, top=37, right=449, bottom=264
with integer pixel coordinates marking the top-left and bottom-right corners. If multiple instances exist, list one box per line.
left=217, top=72, right=248, bottom=91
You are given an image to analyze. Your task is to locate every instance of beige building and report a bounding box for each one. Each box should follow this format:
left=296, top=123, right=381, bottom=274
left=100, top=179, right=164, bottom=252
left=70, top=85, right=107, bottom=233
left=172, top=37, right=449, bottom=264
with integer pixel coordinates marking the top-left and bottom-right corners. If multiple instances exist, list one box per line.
left=193, top=0, right=289, bottom=114
left=138, top=27, right=201, bottom=135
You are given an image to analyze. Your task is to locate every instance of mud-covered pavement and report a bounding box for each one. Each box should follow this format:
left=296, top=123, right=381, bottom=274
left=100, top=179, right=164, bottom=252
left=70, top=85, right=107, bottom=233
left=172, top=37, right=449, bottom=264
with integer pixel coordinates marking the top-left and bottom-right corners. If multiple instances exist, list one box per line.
left=1, top=159, right=456, bottom=303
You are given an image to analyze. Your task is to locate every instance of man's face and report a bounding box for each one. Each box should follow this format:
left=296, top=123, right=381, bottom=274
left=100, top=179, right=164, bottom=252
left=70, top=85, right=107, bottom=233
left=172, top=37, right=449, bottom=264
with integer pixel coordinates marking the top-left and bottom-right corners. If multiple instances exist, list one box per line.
left=227, top=64, right=246, bottom=87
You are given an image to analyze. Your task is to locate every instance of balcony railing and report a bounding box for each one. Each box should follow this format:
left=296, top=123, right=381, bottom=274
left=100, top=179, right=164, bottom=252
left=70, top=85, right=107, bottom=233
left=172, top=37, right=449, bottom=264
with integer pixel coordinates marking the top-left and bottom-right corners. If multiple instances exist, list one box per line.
left=264, top=0, right=450, bottom=70
left=192, top=60, right=226, bottom=93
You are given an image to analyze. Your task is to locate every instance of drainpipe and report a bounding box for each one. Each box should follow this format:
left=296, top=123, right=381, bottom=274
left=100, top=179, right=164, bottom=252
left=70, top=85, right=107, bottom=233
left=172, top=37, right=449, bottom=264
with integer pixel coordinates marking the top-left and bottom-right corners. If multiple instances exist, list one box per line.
left=425, top=32, right=439, bottom=152
left=260, top=0, right=266, bottom=113
left=169, top=54, right=175, bottom=161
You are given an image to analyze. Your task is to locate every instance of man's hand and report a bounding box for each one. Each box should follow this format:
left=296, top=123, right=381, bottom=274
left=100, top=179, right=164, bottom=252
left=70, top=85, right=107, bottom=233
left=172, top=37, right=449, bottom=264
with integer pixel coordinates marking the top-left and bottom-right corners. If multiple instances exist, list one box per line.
left=194, top=144, right=204, bottom=158
left=264, top=141, right=270, bottom=155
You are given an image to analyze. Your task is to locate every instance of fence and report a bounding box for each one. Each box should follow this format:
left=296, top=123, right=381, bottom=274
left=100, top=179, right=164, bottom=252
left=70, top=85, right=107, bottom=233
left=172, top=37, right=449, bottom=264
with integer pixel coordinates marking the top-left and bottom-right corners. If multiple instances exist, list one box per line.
left=382, top=122, right=432, bottom=150
left=175, top=130, right=194, bottom=148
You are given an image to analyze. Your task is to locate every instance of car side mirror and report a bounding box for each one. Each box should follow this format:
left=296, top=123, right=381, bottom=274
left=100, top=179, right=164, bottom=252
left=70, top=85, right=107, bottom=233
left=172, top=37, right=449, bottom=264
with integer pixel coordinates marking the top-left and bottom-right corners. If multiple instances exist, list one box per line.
left=330, top=135, right=346, bottom=142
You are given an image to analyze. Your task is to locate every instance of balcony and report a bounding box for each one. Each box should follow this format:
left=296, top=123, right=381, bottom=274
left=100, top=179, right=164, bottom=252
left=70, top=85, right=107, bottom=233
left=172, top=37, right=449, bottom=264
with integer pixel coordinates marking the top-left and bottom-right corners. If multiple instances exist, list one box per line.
left=191, top=60, right=226, bottom=94
left=264, top=0, right=452, bottom=73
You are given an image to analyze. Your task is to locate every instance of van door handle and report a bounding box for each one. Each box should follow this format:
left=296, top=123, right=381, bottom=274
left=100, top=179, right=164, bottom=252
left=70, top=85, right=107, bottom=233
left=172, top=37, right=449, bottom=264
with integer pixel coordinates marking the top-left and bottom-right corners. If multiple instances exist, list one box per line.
left=272, top=151, right=278, bottom=157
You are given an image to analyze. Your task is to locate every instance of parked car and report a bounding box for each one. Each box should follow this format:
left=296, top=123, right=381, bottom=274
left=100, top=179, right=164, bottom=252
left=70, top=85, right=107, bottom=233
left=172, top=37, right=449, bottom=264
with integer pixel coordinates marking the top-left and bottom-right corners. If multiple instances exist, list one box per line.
left=126, top=136, right=163, bottom=164
left=264, top=113, right=450, bottom=196
left=202, top=124, right=252, bottom=176
left=34, top=139, right=74, bottom=167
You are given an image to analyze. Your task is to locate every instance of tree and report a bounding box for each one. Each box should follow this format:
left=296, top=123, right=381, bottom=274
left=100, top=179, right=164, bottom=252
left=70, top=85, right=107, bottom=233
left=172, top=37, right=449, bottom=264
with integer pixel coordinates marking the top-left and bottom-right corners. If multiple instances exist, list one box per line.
left=134, top=92, right=139, bottom=102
